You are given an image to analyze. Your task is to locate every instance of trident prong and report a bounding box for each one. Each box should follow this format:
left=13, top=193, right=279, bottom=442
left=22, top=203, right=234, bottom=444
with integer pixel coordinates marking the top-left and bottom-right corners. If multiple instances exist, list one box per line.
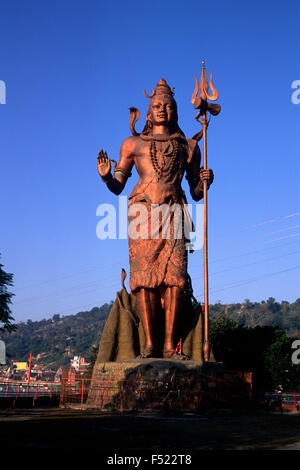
left=207, top=71, right=219, bottom=101
left=191, top=61, right=219, bottom=104
left=191, top=74, right=199, bottom=105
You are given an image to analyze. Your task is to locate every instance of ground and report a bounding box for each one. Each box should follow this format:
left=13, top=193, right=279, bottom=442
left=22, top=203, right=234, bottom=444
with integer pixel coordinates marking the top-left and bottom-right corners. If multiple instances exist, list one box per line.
left=1, top=407, right=300, bottom=460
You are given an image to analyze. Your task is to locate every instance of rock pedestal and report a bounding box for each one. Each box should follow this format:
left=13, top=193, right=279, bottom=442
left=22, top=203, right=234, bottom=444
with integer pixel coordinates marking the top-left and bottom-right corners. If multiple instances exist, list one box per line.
left=86, top=359, right=252, bottom=411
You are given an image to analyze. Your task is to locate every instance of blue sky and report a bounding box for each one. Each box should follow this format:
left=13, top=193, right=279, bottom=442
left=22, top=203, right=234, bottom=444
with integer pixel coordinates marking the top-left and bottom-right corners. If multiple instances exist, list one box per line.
left=0, top=0, right=299, bottom=323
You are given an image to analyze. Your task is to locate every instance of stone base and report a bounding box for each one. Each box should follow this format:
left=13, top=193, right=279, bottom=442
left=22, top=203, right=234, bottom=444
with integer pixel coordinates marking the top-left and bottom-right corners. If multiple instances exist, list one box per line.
left=86, top=359, right=252, bottom=411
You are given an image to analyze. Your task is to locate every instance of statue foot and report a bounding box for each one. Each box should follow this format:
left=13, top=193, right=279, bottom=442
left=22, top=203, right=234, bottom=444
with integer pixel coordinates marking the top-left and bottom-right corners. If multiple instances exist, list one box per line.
left=163, top=349, right=191, bottom=361
left=137, top=347, right=157, bottom=359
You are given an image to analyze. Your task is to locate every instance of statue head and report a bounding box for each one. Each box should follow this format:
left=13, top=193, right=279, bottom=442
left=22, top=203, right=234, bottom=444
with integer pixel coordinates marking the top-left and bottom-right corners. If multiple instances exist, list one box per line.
left=142, top=79, right=184, bottom=136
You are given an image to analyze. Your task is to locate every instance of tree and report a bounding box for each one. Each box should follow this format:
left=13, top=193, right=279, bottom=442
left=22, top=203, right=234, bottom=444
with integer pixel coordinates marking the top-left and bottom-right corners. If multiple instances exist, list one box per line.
left=264, top=330, right=300, bottom=392
left=0, top=253, right=15, bottom=331
left=266, top=296, right=281, bottom=313
left=209, top=312, right=296, bottom=391
left=86, top=344, right=99, bottom=377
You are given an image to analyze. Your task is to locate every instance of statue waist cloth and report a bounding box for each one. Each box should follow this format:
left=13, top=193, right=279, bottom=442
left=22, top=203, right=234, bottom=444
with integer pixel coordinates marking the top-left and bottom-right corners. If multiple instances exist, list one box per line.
left=129, top=181, right=186, bottom=206
left=128, top=182, right=194, bottom=236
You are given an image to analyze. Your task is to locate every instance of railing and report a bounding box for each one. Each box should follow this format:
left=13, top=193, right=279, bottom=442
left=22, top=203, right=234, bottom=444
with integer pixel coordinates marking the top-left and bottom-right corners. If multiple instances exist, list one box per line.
left=3, top=379, right=298, bottom=411
left=264, top=392, right=300, bottom=405
left=60, top=379, right=90, bottom=408
left=0, top=381, right=61, bottom=399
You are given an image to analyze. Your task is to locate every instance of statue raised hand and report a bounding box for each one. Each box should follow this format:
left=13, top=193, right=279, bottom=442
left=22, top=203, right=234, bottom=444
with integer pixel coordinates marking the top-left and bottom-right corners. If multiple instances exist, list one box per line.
left=97, top=149, right=112, bottom=182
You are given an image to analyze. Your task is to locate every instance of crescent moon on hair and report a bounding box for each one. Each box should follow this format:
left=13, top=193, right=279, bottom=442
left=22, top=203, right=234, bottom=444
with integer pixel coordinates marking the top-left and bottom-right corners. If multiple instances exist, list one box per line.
left=144, top=88, right=155, bottom=98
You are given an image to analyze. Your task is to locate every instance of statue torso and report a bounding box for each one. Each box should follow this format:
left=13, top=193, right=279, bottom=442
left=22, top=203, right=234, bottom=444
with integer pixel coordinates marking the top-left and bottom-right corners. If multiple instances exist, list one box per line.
left=128, top=133, right=193, bottom=205
left=133, top=134, right=189, bottom=184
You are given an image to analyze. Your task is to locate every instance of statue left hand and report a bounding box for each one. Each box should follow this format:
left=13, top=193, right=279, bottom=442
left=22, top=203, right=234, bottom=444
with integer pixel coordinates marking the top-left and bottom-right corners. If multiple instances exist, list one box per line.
left=200, top=168, right=214, bottom=186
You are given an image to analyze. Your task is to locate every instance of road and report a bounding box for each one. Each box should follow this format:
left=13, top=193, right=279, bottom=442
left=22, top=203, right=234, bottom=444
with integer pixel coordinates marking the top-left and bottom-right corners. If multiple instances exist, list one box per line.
left=1, top=407, right=300, bottom=458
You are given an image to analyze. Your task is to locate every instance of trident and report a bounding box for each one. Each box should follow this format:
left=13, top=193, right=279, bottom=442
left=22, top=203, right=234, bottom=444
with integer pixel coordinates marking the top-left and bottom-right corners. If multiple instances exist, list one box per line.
left=191, top=61, right=221, bottom=362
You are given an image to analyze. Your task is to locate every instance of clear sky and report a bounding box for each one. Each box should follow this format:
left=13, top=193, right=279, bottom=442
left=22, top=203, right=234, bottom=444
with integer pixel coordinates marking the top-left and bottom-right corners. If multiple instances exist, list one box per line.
left=0, top=0, right=299, bottom=323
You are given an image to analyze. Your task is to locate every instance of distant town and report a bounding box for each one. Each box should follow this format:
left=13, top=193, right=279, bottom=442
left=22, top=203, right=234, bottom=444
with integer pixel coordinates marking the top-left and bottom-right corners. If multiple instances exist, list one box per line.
left=0, top=355, right=89, bottom=384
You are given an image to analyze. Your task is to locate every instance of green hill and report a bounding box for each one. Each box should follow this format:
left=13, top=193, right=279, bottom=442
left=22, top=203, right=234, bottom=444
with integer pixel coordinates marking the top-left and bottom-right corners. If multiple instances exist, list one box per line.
left=209, top=297, right=300, bottom=337
left=1, top=297, right=299, bottom=370
left=1, top=303, right=112, bottom=368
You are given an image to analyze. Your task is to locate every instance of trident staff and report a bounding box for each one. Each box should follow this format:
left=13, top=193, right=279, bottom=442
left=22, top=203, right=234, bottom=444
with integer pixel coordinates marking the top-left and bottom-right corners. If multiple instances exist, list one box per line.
left=191, top=61, right=221, bottom=361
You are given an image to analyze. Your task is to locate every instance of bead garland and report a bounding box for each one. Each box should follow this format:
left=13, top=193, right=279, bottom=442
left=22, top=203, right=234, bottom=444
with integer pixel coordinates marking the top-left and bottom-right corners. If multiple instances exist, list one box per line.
left=149, top=138, right=185, bottom=181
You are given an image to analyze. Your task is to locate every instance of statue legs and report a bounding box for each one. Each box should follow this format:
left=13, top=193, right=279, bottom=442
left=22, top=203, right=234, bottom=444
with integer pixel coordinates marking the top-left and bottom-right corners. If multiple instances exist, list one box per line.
left=136, top=285, right=189, bottom=359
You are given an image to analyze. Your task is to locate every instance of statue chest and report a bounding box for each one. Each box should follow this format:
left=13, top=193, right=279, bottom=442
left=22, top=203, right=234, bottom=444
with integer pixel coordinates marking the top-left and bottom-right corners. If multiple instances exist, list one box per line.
left=136, top=138, right=188, bottom=183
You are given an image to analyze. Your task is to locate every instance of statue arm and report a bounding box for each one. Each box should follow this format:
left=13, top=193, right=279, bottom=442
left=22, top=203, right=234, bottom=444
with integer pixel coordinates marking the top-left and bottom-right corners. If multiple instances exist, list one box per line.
left=186, top=144, right=214, bottom=202
left=97, top=138, right=135, bottom=195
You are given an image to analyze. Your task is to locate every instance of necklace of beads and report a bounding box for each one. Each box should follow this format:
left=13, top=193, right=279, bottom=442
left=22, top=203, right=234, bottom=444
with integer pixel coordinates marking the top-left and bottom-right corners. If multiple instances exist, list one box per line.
left=150, top=139, right=183, bottom=180
left=140, top=133, right=187, bottom=180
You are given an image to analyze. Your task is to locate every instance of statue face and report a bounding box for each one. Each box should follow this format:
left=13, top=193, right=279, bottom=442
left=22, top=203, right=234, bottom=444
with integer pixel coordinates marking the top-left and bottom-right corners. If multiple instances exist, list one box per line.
left=149, top=95, right=177, bottom=127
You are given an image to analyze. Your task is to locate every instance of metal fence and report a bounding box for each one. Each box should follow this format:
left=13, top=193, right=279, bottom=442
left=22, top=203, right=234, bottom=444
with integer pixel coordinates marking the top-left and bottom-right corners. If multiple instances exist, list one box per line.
left=0, top=381, right=61, bottom=399
left=1, top=379, right=299, bottom=410
left=60, top=378, right=89, bottom=408
left=264, top=392, right=300, bottom=405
